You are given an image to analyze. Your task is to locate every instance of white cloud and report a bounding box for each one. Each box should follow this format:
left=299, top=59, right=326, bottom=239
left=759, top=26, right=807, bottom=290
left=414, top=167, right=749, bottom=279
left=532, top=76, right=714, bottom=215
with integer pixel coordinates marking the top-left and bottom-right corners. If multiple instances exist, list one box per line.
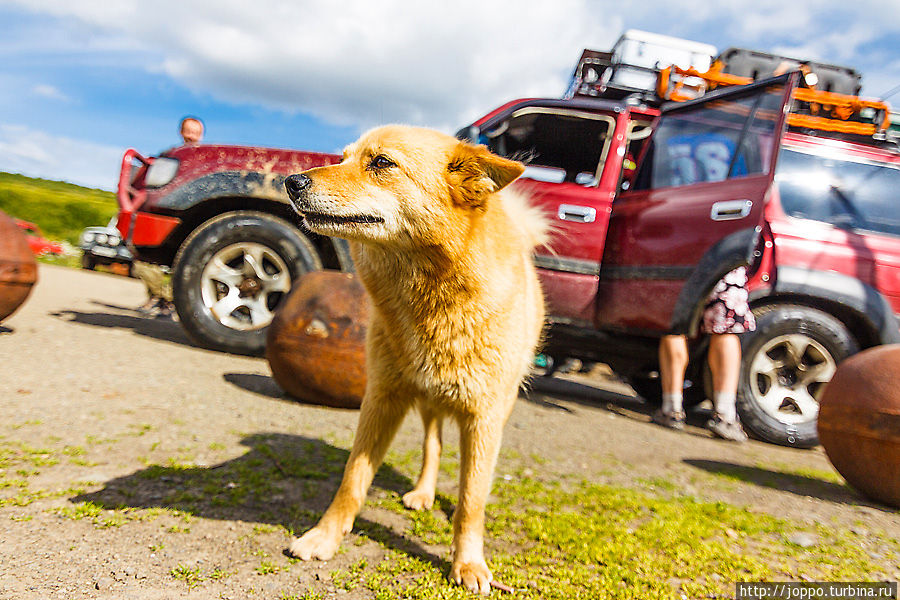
left=31, top=84, right=69, bottom=101
left=0, top=124, right=124, bottom=190
left=6, top=0, right=623, bottom=131
left=3, top=0, right=897, bottom=135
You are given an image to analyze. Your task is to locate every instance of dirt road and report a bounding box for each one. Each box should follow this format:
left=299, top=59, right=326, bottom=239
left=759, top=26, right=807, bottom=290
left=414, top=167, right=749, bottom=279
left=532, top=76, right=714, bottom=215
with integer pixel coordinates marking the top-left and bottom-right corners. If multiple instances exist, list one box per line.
left=0, top=265, right=897, bottom=599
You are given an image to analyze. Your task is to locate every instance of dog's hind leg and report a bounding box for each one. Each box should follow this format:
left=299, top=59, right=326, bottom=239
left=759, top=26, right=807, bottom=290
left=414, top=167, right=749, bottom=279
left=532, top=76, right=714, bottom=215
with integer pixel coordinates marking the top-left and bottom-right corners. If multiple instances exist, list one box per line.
left=288, top=384, right=410, bottom=561
left=450, top=407, right=508, bottom=595
left=402, top=403, right=443, bottom=511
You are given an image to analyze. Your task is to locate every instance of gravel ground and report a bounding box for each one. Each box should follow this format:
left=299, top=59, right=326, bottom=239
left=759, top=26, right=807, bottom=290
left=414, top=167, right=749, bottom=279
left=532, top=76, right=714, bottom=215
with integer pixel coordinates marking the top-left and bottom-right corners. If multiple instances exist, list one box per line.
left=0, top=265, right=897, bottom=599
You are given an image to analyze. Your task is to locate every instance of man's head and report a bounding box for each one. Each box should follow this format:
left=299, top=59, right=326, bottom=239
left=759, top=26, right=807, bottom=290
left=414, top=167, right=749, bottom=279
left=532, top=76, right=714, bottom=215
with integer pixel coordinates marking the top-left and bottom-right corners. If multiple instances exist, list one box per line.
left=180, top=117, right=204, bottom=144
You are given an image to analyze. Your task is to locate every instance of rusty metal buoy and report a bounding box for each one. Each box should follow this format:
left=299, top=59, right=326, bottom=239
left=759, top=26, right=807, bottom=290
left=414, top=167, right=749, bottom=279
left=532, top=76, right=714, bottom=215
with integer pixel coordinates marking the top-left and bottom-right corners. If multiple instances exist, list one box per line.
left=266, top=271, right=369, bottom=409
left=817, top=344, right=900, bottom=507
left=0, top=210, right=38, bottom=322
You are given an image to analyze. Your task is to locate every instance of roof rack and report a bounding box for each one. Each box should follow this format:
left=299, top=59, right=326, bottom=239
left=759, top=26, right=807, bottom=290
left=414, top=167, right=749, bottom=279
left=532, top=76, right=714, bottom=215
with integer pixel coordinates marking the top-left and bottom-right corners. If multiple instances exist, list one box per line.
left=566, top=31, right=716, bottom=104
left=657, top=60, right=893, bottom=139
left=567, top=37, right=897, bottom=147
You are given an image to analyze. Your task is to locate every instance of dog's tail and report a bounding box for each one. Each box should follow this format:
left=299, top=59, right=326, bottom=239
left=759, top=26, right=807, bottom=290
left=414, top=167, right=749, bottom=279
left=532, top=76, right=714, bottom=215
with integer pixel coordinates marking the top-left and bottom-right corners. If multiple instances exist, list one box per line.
left=501, top=188, right=554, bottom=251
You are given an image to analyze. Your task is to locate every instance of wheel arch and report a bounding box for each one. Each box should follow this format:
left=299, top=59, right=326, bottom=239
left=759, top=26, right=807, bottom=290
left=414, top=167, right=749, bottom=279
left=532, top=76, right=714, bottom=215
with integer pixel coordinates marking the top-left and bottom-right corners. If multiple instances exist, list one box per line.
left=751, top=266, right=900, bottom=349
left=172, top=196, right=350, bottom=269
left=669, top=228, right=759, bottom=336
left=148, top=171, right=354, bottom=271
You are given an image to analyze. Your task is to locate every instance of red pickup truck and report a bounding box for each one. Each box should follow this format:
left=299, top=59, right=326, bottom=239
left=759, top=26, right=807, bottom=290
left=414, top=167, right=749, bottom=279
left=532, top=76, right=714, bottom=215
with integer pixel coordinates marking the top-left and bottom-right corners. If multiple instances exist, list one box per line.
left=116, top=72, right=900, bottom=448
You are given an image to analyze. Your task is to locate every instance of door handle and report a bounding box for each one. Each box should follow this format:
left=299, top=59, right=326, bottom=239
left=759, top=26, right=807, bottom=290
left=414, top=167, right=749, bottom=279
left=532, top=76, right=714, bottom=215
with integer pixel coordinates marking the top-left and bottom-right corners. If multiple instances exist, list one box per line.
left=557, top=204, right=597, bottom=223
left=710, top=199, right=752, bottom=221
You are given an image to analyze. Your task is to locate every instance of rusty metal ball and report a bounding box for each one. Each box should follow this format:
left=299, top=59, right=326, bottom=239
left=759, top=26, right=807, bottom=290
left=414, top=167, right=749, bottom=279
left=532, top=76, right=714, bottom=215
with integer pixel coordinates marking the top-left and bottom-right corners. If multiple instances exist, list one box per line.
left=266, top=270, right=369, bottom=409
left=0, top=210, right=38, bottom=322
left=817, top=344, right=900, bottom=507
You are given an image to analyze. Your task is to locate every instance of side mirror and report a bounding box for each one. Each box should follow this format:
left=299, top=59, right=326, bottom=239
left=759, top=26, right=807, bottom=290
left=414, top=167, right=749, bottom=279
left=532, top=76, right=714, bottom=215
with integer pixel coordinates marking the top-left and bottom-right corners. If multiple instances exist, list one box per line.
left=454, top=125, right=481, bottom=144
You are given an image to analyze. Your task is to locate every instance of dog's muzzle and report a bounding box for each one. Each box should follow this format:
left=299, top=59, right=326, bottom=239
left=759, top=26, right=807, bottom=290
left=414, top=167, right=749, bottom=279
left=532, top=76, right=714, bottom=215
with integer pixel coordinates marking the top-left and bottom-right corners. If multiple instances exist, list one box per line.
left=284, top=173, right=312, bottom=211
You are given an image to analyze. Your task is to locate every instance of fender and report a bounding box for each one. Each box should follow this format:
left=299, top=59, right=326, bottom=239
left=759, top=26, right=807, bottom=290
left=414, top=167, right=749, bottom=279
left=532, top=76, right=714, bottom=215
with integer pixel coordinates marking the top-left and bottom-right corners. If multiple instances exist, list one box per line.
left=767, top=265, right=900, bottom=345
left=155, top=171, right=291, bottom=212
left=153, top=171, right=356, bottom=272
left=669, top=228, right=759, bottom=335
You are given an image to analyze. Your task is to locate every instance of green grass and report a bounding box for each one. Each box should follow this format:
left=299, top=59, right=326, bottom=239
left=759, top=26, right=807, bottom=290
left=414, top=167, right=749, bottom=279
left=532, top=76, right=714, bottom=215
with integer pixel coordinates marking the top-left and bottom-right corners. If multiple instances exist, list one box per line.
left=335, top=474, right=895, bottom=599
left=0, top=171, right=117, bottom=244
left=170, top=564, right=205, bottom=589
left=1, top=432, right=894, bottom=598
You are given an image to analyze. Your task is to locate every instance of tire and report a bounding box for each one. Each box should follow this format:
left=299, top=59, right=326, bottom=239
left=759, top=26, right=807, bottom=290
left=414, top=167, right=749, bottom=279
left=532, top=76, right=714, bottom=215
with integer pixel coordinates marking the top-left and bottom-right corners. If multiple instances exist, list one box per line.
left=172, top=211, right=322, bottom=356
left=81, top=253, right=96, bottom=270
left=738, top=304, right=859, bottom=448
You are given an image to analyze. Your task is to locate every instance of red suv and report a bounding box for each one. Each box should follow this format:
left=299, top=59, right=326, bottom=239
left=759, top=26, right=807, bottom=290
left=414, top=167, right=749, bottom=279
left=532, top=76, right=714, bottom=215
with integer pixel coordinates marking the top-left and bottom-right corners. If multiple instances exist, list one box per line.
left=117, top=72, right=899, bottom=447
left=460, top=72, right=899, bottom=447
left=116, top=145, right=341, bottom=355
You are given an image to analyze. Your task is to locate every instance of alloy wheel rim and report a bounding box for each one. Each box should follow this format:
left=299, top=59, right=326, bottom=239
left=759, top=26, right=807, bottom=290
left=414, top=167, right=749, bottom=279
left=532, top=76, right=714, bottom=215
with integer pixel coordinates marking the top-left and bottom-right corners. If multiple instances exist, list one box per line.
left=200, top=242, right=291, bottom=331
left=748, top=333, right=835, bottom=425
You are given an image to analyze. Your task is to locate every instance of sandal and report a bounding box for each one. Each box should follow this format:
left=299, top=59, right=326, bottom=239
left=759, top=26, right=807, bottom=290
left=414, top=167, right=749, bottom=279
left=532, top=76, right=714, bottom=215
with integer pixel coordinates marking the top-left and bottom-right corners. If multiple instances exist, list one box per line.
left=651, top=409, right=686, bottom=430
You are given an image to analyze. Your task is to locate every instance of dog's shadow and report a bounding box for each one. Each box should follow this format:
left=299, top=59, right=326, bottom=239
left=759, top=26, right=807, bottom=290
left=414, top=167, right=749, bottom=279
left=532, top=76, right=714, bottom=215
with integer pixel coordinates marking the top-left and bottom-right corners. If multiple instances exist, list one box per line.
left=72, top=432, right=450, bottom=571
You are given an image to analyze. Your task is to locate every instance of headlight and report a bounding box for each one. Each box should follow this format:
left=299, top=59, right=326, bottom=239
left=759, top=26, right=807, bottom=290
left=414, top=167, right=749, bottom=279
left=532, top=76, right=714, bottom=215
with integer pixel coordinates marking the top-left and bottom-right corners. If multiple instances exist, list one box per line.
left=96, top=233, right=108, bottom=244
left=107, top=235, right=120, bottom=246
left=144, top=157, right=180, bottom=188
left=82, top=232, right=94, bottom=243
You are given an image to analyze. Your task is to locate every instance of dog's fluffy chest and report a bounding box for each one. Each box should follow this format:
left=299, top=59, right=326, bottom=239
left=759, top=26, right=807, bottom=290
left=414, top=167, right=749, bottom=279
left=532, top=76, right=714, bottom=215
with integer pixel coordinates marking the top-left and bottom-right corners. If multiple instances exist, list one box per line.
left=357, top=249, right=518, bottom=409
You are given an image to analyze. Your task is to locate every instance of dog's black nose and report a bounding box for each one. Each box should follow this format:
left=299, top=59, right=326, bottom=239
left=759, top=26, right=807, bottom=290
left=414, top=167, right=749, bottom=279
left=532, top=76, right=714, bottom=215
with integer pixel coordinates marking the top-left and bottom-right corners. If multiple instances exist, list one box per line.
left=284, top=174, right=312, bottom=201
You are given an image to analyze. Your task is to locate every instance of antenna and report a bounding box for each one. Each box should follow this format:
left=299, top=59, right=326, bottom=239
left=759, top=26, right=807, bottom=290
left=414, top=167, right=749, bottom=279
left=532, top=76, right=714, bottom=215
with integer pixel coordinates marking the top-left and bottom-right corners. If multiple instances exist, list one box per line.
left=880, top=83, right=900, bottom=102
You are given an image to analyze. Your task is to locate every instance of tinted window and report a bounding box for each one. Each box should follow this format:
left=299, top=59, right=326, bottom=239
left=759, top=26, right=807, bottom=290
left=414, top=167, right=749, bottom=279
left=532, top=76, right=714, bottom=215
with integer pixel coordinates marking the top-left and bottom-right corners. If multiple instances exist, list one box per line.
left=634, top=81, right=787, bottom=189
left=480, top=110, right=613, bottom=185
left=777, top=149, right=900, bottom=236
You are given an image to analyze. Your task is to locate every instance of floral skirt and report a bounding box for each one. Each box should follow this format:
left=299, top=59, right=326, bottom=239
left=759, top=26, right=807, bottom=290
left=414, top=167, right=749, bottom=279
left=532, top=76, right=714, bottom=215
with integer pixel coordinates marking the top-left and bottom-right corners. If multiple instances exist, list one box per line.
left=700, top=266, right=756, bottom=334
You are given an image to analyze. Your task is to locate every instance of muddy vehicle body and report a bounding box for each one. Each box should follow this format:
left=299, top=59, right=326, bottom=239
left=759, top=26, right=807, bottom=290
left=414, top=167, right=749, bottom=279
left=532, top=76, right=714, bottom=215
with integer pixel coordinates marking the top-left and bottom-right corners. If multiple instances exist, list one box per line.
left=462, top=71, right=900, bottom=448
left=116, top=144, right=342, bottom=355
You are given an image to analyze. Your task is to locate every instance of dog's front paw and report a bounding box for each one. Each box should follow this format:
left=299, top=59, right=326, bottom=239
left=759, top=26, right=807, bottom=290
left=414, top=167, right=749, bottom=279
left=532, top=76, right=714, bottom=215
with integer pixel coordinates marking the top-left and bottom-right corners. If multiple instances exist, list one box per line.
left=401, top=488, right=435, bottom=511
left=287, top=526, right=341, bottom=561
left=451, top=558, right=493, bottom=595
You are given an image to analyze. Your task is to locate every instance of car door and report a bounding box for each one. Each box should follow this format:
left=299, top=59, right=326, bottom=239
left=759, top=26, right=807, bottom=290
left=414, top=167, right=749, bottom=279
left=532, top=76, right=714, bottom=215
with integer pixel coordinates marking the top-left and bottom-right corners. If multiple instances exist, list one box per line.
left=474, top=102, right=624, bottom=324
left=596, top=73, right=798, bottom=334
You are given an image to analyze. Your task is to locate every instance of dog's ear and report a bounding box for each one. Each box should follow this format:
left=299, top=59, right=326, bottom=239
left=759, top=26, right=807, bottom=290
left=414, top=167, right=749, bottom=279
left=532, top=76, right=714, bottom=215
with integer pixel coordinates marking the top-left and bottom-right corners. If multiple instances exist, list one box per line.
left=446, top=143, right=525, bottom=207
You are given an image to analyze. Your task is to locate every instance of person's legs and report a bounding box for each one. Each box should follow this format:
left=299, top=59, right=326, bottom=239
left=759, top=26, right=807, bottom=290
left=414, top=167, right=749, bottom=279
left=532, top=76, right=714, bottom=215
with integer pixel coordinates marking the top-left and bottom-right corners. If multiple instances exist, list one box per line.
left=654, top=334, right=689, bottom=427
left=699, top=266, right=754, bottom=441
left=707, top=333, right=740, bottom=421
left=706, top=332, right=748, bottom=441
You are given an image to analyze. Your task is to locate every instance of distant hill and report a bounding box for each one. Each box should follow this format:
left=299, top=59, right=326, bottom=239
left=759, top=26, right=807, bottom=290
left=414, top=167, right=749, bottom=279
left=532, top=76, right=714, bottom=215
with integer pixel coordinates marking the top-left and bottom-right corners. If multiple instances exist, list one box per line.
left=0, top=172, right=117, bottom=244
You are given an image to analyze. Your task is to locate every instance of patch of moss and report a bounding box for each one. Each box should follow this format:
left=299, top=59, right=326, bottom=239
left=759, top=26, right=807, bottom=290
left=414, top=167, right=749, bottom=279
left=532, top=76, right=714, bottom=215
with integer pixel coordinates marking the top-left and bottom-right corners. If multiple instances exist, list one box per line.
left=328, top=475, right=895, bottom=599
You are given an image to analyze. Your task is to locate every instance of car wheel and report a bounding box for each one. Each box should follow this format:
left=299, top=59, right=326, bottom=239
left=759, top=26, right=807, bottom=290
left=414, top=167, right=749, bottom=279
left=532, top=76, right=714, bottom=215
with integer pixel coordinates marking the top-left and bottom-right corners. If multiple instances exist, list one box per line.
left=81, top=253, right=95, bottom=270
left=738, top=304, right=859, bottom=448
left=172, top=211, right=322, bottom=356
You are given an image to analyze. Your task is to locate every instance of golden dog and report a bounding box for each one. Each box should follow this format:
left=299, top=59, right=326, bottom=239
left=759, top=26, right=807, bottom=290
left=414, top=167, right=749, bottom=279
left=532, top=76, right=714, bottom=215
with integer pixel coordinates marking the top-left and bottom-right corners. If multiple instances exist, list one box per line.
left=283, top=125, right=546, bottom=594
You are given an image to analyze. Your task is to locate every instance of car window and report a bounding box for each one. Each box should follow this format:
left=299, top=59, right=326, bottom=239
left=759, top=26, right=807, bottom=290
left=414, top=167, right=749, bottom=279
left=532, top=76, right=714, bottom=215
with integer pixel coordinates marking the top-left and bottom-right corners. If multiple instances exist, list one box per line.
left=480, top=108, right=615, bottom=186
left=619, top=119, right=654, bottom=191
left=633, top=81, right=787, bottom=190
left=776, top=148, right=900, bottom=237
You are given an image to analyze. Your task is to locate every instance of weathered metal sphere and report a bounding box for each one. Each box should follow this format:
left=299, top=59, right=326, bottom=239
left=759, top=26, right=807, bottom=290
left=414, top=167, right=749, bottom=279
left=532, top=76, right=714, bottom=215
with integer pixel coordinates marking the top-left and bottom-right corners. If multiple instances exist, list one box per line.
left=817, top=344, right=900, bottom=507
left=0, top=210, right=38, bottom=322
left=266, top=271, right=368, bottom=409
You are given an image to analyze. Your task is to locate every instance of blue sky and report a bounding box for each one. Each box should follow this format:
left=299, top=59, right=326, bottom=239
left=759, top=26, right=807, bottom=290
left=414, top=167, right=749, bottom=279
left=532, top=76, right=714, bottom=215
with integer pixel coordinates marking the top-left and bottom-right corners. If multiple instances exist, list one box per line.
left=1, top=0, right=897, bottom=190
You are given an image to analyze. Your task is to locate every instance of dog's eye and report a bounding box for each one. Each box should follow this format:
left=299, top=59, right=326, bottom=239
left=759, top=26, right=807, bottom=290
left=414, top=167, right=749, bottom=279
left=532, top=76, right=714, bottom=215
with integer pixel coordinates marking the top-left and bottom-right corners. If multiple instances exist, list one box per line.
left=369, top=155, right=396, bottom=170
